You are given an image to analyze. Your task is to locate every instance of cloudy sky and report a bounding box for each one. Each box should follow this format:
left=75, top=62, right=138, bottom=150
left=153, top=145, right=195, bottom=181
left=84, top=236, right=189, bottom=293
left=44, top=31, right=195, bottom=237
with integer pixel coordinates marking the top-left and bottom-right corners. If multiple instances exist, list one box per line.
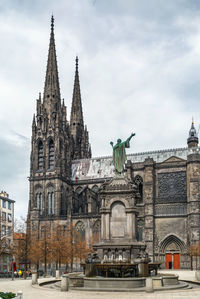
left=1, top=0, right=200, bottom=218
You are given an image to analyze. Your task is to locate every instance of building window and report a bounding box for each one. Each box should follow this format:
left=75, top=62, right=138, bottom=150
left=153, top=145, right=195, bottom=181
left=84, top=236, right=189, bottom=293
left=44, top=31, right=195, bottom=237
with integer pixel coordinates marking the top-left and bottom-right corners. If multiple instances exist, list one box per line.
left=7, top=227, right=11, bottom=236
left=134, top=175, right=143, bottom=203
left=75, top=221, right=85, bottom=240
left=2, top=200, right=6, bottom=208
left=48, top=190, right=54, bottom=215
left=2, top=212, right=6, bottom=221
left=38, top=141, right=44, bottom=170
left=8, top=214, right=12, bottom=222
left=36, top=192, right=43, bottom=215
left=2, top=225, right=6, bottom=236
left=92, top=185, right=99, bottom=193
left=49, top=140, right=54, bottom=169
left=8, top=202, right=11, bottom=210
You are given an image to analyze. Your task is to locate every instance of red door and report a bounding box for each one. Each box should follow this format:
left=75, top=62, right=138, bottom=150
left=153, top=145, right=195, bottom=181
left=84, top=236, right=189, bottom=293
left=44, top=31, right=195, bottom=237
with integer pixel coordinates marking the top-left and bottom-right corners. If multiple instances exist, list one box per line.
left=166, top=253, right=172, bottom=269
left=173, top=253, right=180, bottom=269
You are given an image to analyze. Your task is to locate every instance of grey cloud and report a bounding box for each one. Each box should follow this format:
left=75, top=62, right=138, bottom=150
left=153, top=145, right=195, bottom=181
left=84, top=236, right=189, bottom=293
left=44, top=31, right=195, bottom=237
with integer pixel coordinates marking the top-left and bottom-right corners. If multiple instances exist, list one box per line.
left=0, top=1, right=200, bottom=218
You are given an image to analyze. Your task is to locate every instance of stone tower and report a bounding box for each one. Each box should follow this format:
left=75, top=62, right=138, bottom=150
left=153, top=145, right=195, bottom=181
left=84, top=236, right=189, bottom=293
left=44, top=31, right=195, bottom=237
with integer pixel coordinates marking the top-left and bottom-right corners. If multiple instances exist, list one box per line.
left=70, top=57, right=91, bottom=160
left=187, top=121, right=200, bottom=247
left=28, top=16, right=72, bottom=225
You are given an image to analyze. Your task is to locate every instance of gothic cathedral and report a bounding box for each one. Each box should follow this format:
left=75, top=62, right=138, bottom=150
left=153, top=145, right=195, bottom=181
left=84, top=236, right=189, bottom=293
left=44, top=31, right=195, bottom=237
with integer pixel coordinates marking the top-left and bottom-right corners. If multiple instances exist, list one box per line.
left=28, top=17, right=200, bottom=269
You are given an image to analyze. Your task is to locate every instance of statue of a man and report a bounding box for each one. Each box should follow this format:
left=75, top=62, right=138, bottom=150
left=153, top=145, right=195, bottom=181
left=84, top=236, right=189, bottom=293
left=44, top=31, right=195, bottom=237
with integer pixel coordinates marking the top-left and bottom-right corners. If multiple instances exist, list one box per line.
left=110, top=133, right=135, bottom=173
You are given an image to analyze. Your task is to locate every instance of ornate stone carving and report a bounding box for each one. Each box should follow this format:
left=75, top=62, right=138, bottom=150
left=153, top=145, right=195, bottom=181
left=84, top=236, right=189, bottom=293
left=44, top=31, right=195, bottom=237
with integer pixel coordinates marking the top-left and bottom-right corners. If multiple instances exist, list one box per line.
left=157, top=171, right=186, bottom=203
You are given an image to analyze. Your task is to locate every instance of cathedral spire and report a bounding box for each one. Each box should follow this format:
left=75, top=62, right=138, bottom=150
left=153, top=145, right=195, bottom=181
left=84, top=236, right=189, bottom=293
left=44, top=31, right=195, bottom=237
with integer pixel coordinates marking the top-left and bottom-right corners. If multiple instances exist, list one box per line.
left=70, top=56, right=84, bottom=130
left=43, top=15, right=61, bottom=103
left=70, top=57, right=91, bottom=159
left=187, top=119, right=198, bottom=148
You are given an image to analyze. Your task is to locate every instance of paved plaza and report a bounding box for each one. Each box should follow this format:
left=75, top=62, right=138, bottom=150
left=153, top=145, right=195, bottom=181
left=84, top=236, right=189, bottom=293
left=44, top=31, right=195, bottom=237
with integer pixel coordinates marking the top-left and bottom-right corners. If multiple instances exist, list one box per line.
left=0, top=270, right=200, bottom=299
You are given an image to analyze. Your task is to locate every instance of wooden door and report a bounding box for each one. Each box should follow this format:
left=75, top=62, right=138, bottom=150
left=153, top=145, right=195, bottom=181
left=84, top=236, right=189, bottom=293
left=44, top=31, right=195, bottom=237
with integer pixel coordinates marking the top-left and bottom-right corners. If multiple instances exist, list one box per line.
left=173, top=253, right=180, bottom=269
left=166, top=253, right=172, bottom=269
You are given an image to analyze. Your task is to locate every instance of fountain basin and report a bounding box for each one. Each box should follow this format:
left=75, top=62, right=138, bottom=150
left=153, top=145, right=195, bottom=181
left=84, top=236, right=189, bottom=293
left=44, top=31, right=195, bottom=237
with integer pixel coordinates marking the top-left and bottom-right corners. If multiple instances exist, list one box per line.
left=84, top=276, right=145, bottom=289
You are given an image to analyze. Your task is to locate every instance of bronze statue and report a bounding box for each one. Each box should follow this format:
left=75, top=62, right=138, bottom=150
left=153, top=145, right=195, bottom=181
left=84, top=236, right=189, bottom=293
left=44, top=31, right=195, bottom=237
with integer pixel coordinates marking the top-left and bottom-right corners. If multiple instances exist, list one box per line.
left=110, top=133, right=135, bottom=173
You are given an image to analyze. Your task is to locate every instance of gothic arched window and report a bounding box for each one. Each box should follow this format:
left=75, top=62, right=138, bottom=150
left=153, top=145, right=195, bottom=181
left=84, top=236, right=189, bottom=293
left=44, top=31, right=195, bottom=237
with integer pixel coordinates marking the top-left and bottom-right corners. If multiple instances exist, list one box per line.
left=135, top=175, right=143, bottom=203
left=60, top=193, right=67, bottom=216
left=36, top=190, right=43, bottom=215
left=92, top=185, right=99, bottom=193
left=49, top=140, right=54, bottom=169
left=38, top=141, right=44, bottom=170
left=48, top=187, right=54, bottom=215
left=75, top=221, right=85, bottom=240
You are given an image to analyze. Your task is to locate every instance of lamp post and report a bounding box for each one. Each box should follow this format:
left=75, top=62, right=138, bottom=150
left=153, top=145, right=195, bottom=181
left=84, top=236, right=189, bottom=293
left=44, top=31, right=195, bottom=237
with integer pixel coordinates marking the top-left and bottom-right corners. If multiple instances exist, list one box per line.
left=11, top=257, right=14, bottom=281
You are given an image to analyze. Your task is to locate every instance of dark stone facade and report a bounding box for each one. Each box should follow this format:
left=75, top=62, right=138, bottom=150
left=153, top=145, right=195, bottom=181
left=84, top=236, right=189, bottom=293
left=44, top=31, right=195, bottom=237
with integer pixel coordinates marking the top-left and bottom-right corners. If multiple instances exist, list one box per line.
left=28, top=18, right=200, bottom=270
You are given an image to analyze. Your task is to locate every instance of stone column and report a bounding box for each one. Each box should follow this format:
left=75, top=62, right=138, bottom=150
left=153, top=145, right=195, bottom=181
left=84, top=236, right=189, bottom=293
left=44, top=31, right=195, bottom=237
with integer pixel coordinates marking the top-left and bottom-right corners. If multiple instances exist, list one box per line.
left=143, top=158, right=155, bottom=261
left=126, top=212, right=133, bottom=239
left=101, top=211, right=106, bottom=240
left=126, top=211, right=136, bottom=240
left=187, top=152, right=200, bottom=249
left=105, top=213, right=110, bottom=240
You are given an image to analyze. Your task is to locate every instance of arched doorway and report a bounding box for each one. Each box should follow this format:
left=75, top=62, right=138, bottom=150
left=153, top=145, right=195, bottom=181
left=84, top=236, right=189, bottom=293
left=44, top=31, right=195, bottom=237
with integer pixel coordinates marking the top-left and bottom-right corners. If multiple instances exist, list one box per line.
left=160, top=235, right=185, bottom=269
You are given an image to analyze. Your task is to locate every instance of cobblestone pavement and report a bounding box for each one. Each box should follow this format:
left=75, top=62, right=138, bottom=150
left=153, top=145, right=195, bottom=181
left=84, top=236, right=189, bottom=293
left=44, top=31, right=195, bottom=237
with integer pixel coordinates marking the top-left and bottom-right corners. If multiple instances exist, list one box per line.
left=0, top=271, right=200, bottom=299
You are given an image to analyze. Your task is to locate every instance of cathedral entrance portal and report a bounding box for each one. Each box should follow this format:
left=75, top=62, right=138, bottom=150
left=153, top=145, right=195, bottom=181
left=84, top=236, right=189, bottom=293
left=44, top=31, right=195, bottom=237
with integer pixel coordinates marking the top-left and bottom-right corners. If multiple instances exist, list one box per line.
left=166, top=253, right=180, bottom=269
left=160, top=235, right=185, bottom=269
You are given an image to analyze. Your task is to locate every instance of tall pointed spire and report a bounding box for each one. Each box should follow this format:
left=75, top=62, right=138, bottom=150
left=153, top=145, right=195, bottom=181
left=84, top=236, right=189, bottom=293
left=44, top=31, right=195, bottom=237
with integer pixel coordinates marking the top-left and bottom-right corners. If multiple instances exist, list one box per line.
left=70, top=57, right=91, bottom=159
left=43, top=15, right=61, bottom=103
left=70, top=56, right=84, bottom=130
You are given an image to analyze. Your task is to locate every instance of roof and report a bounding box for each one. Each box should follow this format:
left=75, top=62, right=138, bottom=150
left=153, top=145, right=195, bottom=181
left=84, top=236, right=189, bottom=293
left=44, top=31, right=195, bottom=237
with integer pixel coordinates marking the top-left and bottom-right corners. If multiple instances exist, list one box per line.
left=0, top=196, right=15, bottom=203
left=71, top=146, right=197, bottom=181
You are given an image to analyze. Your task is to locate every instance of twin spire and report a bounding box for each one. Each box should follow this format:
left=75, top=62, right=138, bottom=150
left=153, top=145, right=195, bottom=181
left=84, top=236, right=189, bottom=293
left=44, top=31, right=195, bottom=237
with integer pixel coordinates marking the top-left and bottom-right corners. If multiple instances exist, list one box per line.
left=43, top=16, right=84, bottom=126
left=43, top=15, right=61, bottom=102
left=42, top=16, right=90, bottom=159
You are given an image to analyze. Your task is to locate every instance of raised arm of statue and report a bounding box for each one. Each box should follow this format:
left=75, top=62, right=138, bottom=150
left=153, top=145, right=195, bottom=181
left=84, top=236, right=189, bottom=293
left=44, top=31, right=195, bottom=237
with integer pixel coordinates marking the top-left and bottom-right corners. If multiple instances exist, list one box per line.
left=126, top=133, right=136, bottom=143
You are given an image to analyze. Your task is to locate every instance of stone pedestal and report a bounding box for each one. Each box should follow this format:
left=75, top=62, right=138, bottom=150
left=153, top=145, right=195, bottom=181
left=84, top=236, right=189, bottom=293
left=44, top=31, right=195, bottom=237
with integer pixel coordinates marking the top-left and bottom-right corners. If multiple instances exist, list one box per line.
left=94, top=175, right=146, bottom=262
left=146, top=277, right=154, bottom=293
left=61, top=275, right=69, bottom=291
left=32, top=273, right=38, bottom=285
left=56, top=270, right=60, bottom=279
